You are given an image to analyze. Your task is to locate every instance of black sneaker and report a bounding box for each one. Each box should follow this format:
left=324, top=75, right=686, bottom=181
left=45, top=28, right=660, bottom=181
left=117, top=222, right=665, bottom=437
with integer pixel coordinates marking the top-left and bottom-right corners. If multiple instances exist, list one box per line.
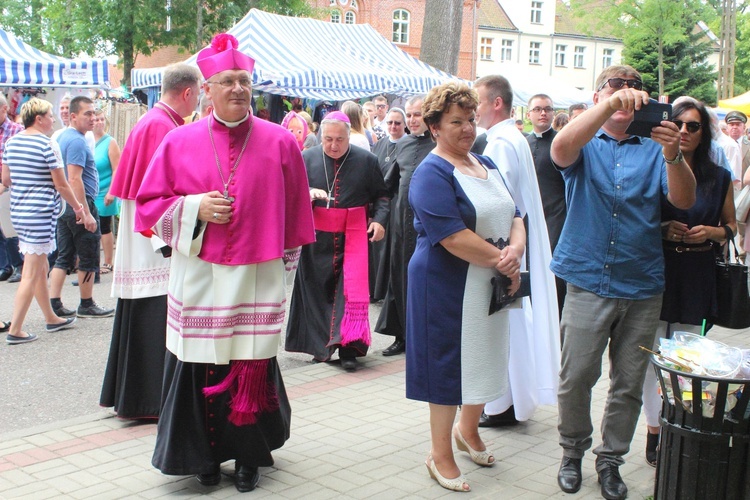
left=53, top=305, right=77, bottom=318
left=77, top=303, right=115, bottom=318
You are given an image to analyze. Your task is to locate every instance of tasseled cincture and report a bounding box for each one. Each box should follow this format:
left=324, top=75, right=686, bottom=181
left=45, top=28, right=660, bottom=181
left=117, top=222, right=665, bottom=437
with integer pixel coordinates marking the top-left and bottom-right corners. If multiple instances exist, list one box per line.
left=202, top=359, right=278, bottom=426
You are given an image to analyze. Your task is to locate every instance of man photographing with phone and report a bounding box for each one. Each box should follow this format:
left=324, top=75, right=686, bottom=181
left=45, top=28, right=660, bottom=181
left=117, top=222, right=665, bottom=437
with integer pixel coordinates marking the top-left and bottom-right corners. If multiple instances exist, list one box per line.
left=549, top=65, right=696, bottom=500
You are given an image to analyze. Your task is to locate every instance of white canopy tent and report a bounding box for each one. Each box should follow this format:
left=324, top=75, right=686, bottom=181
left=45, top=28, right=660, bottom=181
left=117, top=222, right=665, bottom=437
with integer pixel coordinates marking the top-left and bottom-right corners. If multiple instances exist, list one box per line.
left=491, top=63, right=594, bottom=109
left=0, top=28, right=109, bottom=87
left=131, top=9, right=462, bottom=99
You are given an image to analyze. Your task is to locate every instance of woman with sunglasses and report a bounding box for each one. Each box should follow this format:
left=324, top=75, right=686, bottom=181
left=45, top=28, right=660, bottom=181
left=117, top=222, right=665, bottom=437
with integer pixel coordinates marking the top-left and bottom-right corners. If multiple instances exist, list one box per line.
left=640, top=97, right=736, bottom=467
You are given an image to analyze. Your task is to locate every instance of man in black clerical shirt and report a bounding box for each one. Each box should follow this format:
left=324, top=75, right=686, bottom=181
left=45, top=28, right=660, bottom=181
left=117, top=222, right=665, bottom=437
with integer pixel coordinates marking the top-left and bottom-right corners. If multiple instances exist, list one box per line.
left=526, top=94, right=567, bottom=317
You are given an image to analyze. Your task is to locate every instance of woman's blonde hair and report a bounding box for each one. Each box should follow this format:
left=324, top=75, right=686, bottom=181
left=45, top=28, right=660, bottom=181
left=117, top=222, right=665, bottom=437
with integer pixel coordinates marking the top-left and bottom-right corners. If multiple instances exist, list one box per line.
left=94, top=108, right=110, bottom=133
left=341, top=101, right=366, bottom=135
left=422, top=82, right=478, bottom=130
left=20, top=98, right=53, bottom=129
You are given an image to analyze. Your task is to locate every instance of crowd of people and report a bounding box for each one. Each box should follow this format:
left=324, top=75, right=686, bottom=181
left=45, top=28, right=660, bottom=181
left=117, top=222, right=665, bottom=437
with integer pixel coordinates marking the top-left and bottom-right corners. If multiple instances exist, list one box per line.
left=4, top=45, right=750, bottom=498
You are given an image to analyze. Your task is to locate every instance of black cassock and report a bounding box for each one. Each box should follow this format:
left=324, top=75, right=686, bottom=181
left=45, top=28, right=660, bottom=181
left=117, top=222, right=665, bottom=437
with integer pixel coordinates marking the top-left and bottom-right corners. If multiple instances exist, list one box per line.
left=374, top=134, right=435, bottom=341
left=368, top=138, right=399, bottom=301
left=286, top=145, right=389, bottom=361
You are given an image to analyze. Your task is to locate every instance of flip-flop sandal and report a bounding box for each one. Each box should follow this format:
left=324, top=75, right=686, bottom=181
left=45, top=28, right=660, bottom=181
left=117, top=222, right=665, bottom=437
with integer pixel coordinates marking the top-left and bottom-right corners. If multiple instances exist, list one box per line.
left=100, top=264, right=113, bottom=274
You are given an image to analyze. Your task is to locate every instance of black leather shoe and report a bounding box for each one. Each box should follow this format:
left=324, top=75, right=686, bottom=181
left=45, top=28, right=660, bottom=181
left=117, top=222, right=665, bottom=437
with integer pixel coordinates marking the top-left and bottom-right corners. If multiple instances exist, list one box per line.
left=598, top=464, right=627, bottom=500
left=382, top=338, right=405, bottom=356
left=478, top=407, right=519, bottom=427
left=340, top=357, right=358, bottom=372
left=235, top=464, right=260, bottom=492
left=557, top=457, right=582, bottom=493
left=0, top=268, right=12, bottom=281
left=196, top=466, right=221, bottom=486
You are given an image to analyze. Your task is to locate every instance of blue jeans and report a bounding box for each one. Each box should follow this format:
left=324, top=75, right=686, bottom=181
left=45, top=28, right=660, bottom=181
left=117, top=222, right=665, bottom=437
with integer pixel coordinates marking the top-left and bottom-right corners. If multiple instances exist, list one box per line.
left=0, top=230, right=23, bottom=271
left=557, top=284, right=662, bottom=469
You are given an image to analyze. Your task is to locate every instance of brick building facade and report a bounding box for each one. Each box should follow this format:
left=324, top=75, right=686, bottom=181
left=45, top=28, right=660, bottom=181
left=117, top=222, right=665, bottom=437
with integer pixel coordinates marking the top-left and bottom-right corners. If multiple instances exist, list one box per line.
left=307, top=0, right=478, bottom=79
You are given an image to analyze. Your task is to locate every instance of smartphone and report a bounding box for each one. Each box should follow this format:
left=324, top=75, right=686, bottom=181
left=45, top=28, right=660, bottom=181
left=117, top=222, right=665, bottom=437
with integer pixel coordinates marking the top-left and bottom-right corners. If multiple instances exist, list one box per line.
left=626, top=100, right=672, bottom=138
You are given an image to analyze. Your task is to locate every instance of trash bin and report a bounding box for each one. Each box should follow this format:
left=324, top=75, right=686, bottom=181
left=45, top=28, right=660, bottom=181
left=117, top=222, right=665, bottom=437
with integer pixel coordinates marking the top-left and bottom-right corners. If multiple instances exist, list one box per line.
left=652, top=357, right=750, bottom=500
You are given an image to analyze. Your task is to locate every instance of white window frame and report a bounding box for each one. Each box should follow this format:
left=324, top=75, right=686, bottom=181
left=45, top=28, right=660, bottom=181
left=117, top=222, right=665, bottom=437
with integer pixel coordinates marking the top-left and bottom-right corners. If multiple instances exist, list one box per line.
left=345, top=11, right=355, bottom=24
left=480, top=37, right=493, bottom=61
left=529, top=41, right=541, bottom=65
left=501, top=39, right=513, bottom=62
left=531, top=1, right=543, bottom=24
left=331, top=9, right=341, bottom=23
left=602, top=48, right=614, bottom=69
left=555, top=44, right=567, bottom=67
left=392, top=9, right=410, bottom=45
left=574, top=46, right=586, bottom=68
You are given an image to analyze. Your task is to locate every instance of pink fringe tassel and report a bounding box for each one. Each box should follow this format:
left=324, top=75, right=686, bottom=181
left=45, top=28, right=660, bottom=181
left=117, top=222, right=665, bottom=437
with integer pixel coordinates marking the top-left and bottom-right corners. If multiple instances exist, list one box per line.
left=340, top=301, right=371, bottom=347
left=202, top=359, right=279, bottom=426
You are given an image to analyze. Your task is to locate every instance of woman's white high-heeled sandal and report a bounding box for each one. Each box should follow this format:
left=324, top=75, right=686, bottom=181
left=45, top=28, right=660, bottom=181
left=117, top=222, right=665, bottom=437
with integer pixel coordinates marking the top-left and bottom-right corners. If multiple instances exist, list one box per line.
left=425, top=456, right=470, bottom=492
left=453, top=423, right=495, bottom=466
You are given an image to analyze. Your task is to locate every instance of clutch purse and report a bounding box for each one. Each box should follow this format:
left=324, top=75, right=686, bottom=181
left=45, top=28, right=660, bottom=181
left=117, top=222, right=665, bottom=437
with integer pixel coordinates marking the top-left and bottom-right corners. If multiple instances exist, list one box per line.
left=489, top=271, right=531, bottom=315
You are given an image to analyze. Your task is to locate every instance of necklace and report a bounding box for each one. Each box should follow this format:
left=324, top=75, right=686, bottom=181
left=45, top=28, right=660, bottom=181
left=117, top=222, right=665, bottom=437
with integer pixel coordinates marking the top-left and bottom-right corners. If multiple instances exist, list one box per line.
left=208, top=116, right=253, bottom=202
left=322, top=147, right=351, bottom=209
left=384, top=141, right=397, bottom=163
left=154, top=103, right=180, bottom=128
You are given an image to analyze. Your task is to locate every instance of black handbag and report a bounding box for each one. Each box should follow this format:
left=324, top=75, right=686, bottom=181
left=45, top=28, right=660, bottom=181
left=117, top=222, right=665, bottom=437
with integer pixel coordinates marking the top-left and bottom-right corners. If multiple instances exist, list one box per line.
left=711, top=226, right=750, bottom=329
left=489, top=271, right=531, bottom=315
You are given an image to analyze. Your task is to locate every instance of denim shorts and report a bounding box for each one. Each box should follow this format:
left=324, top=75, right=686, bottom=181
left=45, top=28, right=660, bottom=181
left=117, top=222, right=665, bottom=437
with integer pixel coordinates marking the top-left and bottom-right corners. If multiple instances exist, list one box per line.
left=53, top=198, right=101, bottom=273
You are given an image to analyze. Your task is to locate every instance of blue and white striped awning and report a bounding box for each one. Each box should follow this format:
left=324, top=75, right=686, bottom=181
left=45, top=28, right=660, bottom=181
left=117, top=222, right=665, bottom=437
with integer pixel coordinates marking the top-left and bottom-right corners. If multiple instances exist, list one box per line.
left=131, top=9, right=461, bottom=98
left=0, top=28, right=109, bottom=87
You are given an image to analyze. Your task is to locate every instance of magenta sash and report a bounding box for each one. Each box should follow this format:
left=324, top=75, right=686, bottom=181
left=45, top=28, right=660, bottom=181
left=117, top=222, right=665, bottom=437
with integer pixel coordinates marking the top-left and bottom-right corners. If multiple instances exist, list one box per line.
left=313, top=206, right=371, bottom=347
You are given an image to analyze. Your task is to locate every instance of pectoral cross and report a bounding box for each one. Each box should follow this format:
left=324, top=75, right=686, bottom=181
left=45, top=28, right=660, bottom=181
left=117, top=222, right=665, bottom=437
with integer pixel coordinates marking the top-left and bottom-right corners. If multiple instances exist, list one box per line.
left=326, top=196, right=334, bottom=209
left=223, top=189, right=235, bottom=203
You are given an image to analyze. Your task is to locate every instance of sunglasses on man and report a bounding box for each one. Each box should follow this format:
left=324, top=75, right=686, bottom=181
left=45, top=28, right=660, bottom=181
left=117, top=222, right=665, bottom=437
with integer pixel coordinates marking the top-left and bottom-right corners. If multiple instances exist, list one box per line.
left=598, top=77, right=643, bottom=92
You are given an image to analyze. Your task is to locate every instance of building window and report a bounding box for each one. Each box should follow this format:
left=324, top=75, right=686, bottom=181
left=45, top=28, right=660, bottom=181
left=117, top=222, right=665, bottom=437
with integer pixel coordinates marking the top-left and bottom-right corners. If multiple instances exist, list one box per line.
left=531, top=1, right=543, bottom=24
left=501, top=39, right=513, bottom=62
left=331, top=9, right=341, bottom=23
left=351, top=0, right=358, bottom=9
left=555, top=44, right=567, bottom=67
left=529, top=42, right=541, bottom=65
left=345, top=11, right=355, bottom=24
left=329, top=0, right=335, bottom=5
left=602, top=48, right=614, bottom=69
left=574, top=46, right=585, bottom=68
left=480, top=37, right=493, bottom=61
left=393, top=9, right=410, bottom=44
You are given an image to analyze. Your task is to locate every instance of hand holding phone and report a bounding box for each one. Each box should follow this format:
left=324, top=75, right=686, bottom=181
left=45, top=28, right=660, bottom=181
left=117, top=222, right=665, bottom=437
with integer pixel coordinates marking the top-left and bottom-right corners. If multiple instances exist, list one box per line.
left=626, top=99, right=672, bottom=138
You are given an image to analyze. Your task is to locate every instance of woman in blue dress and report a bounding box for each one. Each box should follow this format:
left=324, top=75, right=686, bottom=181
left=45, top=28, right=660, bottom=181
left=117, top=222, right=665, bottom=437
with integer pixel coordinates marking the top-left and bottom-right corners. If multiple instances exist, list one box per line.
left=406, top=82, right=525, bottom=492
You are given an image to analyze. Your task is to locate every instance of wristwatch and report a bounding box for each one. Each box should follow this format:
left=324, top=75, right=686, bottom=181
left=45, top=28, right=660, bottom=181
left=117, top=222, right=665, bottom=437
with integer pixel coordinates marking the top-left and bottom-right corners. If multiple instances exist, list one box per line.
left=664, top=150, right=683, bottom=165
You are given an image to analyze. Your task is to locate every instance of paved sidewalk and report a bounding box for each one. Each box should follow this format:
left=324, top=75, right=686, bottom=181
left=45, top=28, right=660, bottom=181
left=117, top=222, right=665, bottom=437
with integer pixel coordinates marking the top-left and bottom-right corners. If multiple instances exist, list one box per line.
left=1, top=326, right=748, bottom=499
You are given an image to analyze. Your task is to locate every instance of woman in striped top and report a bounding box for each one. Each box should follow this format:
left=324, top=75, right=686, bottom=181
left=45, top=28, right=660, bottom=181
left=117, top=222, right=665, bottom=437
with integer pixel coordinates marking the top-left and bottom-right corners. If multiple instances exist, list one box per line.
left=1, top=98, right=92, bottom=344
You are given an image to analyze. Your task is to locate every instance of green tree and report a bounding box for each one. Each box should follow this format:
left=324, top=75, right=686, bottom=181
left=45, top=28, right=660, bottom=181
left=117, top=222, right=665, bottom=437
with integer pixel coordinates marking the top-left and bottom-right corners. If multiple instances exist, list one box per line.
left=0, top=0, right=45, bottom=50
left=570, top=0, right=713, bottom=98
left=733, top=9, right=750, bottom=95
left=622, top=11, right=717, bottom=104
